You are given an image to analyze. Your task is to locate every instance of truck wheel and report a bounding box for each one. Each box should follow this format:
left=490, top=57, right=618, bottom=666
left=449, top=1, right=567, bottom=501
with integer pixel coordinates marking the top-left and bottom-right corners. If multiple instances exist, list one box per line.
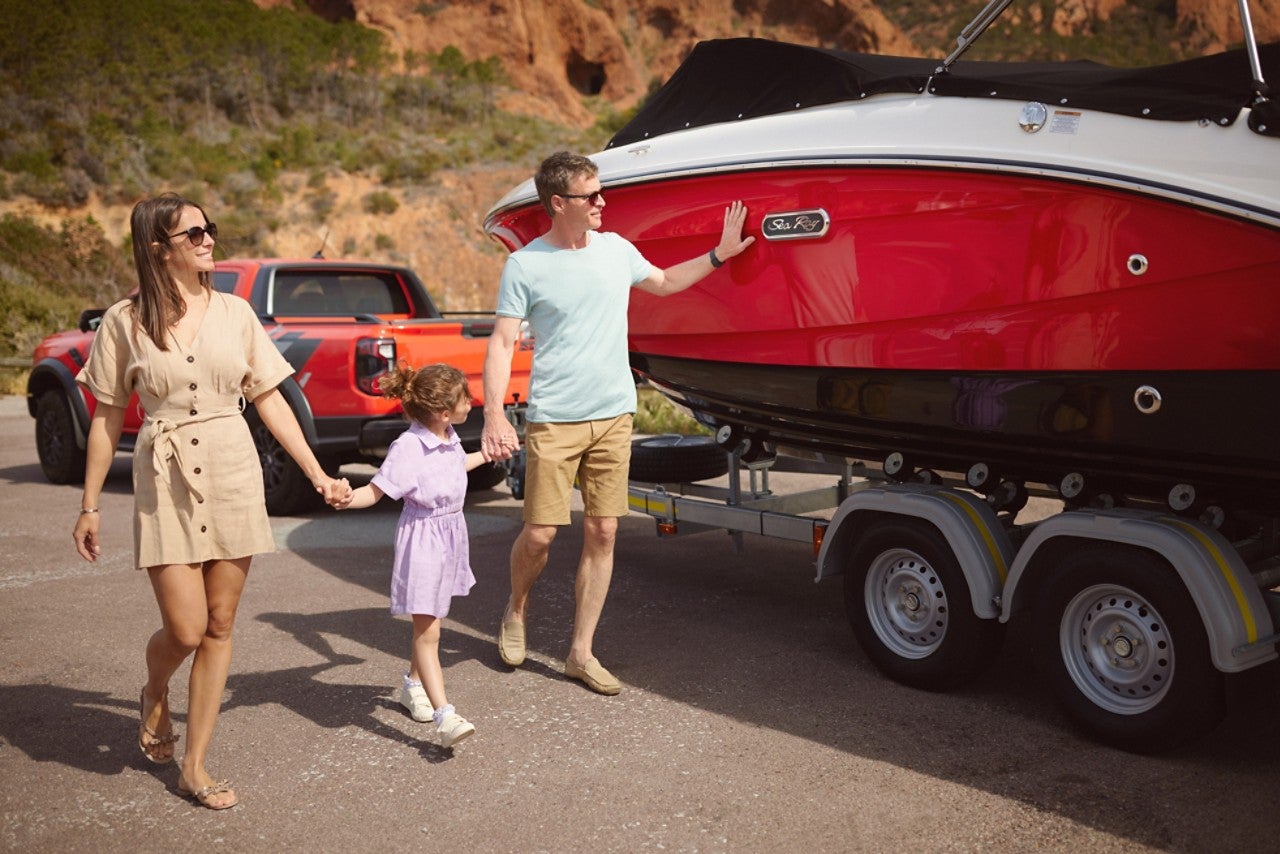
left=845, top=518, right=1003, bottom=690
left=629, top=434, right=727, bottom=483
left=35, top=390, right=86, bottom=484
left=467, top=461, right=507, bottom=492
left=248, top=418, right=323, bottom=516
left=1034, top=544, right=1224, bottom=752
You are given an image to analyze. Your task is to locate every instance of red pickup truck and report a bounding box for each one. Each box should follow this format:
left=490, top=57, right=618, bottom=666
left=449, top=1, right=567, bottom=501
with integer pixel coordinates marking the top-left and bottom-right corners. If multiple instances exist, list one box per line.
left=27, top=258, right=530, bottom=514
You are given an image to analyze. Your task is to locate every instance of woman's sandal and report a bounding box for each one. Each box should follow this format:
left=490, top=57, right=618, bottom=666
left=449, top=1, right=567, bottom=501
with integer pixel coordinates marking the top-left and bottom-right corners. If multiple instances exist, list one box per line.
left=138, top=688, right=179, bottom=764
left=177, top=776, right=239, bottom=811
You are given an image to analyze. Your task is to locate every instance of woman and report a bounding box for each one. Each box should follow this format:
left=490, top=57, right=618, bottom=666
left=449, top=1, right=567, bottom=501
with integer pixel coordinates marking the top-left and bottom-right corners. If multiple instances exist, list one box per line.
left=72, top=193, right=349, bottom=810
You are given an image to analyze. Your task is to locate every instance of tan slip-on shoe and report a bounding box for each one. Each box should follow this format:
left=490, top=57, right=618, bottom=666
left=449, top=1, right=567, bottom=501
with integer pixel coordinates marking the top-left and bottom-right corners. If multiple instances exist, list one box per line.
left=498, top=619, right=526, bottom=667
left=564, top=657, right=621, bottom=695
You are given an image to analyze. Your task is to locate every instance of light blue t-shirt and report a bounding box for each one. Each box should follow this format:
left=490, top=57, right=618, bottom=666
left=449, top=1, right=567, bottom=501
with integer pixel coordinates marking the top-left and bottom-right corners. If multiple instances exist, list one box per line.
left=497, top=231, right=655, bottom=423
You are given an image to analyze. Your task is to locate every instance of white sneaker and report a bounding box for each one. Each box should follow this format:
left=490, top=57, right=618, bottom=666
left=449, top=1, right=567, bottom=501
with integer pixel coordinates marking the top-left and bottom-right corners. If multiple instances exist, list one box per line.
left=397, top=683, right=432, bottom=722
left=437, top=711, right=476, bottom=748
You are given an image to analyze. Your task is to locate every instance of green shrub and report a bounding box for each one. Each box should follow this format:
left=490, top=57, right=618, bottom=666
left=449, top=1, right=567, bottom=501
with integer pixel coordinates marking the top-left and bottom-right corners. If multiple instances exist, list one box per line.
left=634, top=386, right=709, bottom=436
left=363, top=190, right=400, bottom=215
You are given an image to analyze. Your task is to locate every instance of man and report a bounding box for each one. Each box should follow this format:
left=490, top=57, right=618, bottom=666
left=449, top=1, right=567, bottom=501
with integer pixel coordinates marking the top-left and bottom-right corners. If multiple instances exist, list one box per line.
left=481, top=151, right=753, bottom=695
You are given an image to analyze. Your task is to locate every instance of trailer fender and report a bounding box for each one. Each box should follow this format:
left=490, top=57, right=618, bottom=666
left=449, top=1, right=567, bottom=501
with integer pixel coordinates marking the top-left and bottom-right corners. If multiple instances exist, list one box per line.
left=816, top=483, right=1013, bottom=619
left=1000, top=509, right=1276, bottom=673
left=27, top=358, right=91, bottom=450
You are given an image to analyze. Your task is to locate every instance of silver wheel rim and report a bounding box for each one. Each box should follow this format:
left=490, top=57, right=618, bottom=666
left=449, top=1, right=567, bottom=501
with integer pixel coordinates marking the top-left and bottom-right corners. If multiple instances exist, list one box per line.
left=1059, top=584, right=1174, bottom=715
left=864, top=547, right=948, bottom=659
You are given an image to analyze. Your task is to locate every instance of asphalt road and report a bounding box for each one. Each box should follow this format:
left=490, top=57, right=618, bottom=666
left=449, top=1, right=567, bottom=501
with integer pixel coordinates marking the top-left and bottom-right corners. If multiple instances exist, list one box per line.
left=2, top=393, right=1278, bottom=853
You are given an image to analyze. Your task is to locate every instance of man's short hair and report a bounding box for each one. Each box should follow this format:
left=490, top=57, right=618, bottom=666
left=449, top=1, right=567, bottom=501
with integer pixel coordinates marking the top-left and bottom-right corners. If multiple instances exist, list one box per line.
left=534, top=151, right=599, bottom=217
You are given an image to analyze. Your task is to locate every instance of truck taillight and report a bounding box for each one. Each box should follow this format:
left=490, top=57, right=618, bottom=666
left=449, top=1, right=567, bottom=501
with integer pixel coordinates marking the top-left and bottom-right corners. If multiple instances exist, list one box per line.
left=355, top=337, right=396, bottom=395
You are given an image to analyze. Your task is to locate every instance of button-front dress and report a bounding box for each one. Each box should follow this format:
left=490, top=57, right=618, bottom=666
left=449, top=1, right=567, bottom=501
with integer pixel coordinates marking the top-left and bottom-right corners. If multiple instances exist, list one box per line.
left=76, top=293, right=294, bottom=568
left=371, top=421, right=475, bottom=617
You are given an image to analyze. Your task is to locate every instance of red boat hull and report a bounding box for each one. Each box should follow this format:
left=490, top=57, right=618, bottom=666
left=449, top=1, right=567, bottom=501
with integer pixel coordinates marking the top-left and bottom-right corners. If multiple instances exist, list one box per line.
left=486, top=166, right=1280, bottom=513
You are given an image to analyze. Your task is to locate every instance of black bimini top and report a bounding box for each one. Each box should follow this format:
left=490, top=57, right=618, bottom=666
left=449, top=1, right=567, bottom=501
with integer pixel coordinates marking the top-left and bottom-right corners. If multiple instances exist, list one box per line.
left=607, top=38, right=1280, bottom=148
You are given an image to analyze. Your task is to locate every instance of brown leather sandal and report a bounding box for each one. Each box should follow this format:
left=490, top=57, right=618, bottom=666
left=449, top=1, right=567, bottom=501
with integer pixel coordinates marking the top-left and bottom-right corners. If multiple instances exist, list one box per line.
left=177, top=777, right=239, bottom=810
left=138, top=688, right=179, bottom=764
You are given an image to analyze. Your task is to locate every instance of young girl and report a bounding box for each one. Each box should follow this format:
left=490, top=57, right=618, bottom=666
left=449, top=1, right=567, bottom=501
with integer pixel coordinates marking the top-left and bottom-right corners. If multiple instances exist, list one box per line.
left=338, top=362, right=487, bottom=748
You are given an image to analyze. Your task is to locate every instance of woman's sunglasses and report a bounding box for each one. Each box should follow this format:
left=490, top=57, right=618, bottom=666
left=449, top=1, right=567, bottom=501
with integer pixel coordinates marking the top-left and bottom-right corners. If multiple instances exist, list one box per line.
left=168, top=222, right=218, bottom=246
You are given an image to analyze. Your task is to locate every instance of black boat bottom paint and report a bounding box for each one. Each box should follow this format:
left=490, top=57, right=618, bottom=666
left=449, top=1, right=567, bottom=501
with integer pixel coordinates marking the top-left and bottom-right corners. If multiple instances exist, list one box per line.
left=630, top=353, right=1280, bottom=516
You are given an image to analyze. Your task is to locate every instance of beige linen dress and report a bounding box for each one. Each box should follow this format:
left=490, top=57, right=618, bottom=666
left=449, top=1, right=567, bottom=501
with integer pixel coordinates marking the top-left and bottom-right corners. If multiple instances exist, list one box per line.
left=76, top=292, right=294, bottom=568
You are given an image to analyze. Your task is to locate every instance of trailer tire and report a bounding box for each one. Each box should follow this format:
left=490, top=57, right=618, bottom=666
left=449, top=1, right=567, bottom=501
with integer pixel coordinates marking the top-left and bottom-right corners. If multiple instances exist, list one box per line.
left=629, top=434, right=727, bottom=484
left=35, top=390, right=87, bottom=484
left=467, top=460, right=507, bottom=492
left=845, top=518, right=1003, bottom=690
left=1034, top=544, right=1224, bottom=753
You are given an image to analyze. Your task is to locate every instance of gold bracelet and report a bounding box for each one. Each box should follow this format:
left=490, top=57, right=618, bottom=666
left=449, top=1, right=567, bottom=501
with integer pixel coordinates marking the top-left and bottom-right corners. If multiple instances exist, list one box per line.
left=79, top=508, right=100, bottom=514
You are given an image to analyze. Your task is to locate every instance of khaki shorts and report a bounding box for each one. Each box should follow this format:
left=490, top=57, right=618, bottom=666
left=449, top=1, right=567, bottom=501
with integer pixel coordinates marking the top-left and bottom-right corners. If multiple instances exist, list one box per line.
left=523, top=414, right=633, bottom=525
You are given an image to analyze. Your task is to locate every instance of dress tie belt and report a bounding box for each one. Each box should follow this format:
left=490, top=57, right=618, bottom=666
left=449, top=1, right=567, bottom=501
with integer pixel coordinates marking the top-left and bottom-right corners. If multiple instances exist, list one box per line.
left=143, top=409, right=242, bottom=504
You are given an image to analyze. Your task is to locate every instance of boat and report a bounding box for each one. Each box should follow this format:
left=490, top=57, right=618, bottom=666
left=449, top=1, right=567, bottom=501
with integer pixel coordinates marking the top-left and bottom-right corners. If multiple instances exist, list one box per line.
left=483, top=0, right=1280, bottom=523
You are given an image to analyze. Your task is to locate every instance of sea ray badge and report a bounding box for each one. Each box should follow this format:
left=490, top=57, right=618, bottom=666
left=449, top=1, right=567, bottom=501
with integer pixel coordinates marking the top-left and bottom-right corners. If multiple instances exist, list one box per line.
left=761, top=209, right=831, bottom=241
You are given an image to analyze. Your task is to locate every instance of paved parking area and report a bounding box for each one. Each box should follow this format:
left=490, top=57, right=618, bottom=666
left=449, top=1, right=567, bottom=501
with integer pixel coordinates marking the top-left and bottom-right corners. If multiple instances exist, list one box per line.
left=1, top=395, right=1278, bottom=852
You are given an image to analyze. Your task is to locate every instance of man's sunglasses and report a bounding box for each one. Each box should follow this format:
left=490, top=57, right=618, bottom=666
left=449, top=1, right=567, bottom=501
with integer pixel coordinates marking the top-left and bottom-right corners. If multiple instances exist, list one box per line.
left=559, top=191, right=604, bottom=205
left=168, top=223, right=218, bottom=245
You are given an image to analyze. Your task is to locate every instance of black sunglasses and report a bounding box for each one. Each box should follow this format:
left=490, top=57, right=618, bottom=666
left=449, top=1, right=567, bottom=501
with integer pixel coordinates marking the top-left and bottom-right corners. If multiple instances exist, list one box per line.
left=559, top=190, right=604, bottom=205
left=168, top=222, right=218, bottom=245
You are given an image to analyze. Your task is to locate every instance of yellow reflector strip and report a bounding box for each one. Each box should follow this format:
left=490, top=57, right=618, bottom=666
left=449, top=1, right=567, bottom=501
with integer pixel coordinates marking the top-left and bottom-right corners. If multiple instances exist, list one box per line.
left=938, top=491, right=1007, bottom=583
left=1166, top=518, right=1257, bottom=643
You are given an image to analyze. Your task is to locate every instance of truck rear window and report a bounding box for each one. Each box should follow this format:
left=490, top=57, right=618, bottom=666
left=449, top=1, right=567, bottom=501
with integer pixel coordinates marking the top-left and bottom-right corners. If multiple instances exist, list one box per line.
left=270, top=271, right=410, bottom=317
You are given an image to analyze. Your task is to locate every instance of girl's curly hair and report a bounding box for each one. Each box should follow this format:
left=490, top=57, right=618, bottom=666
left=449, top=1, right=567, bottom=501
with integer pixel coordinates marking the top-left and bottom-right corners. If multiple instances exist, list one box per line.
left=376, top=362, right=471, bottom=426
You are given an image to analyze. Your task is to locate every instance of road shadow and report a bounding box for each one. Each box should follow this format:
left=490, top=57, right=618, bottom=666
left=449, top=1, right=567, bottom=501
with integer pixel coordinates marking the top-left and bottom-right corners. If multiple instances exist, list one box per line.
left=0, top=684, right=178, bottom=780
left=0, top=455, right=133, bottom=492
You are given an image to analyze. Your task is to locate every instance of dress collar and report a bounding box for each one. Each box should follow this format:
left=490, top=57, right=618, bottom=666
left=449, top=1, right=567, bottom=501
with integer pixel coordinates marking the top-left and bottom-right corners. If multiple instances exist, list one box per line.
left=407, top=420, right=459, bottom=449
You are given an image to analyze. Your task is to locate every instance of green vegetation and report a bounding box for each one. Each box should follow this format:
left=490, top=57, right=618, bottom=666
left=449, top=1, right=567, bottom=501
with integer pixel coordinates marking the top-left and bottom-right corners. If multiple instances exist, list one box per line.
left=882, top=0, right=1195, bottom=65
left=0, top=0, right=611, bottom=393
left=634, top=386, right=710, bottom=436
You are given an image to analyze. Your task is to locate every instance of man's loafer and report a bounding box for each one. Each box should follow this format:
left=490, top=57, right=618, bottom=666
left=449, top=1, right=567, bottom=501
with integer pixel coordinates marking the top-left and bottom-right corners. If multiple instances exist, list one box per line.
left=564, top=657, right=620, bottom=695
left=498, top=619, right=526, bottom=667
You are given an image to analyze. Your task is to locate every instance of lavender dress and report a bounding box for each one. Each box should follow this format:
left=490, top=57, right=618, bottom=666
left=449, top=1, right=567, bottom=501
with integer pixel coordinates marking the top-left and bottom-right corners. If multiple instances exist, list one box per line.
left=371, top=421, right=475, bottom=617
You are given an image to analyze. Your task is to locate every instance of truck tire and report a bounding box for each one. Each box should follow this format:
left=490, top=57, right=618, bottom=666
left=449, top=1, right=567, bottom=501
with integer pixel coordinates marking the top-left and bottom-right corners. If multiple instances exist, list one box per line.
left=35, top=390, right=87, bottom=484
left=467, top=461, right=507, bottom=492
left=247, top=416, right=325, bottom=516
left=628, top=434, right=727, bottom=484
left=844, top=518, right=1003, bottom=690
left=1033, top=544, right=1225, bottom=753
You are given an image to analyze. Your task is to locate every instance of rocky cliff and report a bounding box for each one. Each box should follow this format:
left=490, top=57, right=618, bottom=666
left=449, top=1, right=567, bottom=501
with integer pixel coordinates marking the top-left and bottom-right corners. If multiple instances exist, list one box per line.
left=259, top=0, right=1280, bottom=127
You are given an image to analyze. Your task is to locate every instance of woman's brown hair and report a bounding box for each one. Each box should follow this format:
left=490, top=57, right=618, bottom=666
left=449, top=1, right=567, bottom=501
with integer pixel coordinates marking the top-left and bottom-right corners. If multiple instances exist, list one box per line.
left=376, top=362, right=471, bottom=427
left=128, top=193, right=213, bottom=349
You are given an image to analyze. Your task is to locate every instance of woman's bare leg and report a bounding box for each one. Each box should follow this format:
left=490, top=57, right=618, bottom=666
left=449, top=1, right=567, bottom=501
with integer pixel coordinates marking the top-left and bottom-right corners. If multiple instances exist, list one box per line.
left=161, top=557, right=249, bottom=808
left=143, top=562, right=213, bottom=762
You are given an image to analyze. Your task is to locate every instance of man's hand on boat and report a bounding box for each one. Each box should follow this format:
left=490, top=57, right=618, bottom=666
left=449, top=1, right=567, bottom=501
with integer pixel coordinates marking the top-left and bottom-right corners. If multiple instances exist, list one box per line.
left=635, top=200, right=756, bottom=297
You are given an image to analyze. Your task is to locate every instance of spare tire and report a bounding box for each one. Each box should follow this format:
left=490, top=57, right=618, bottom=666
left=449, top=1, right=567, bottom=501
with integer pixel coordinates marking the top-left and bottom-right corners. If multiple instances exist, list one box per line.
left=629, top=434, right=727, bottom=484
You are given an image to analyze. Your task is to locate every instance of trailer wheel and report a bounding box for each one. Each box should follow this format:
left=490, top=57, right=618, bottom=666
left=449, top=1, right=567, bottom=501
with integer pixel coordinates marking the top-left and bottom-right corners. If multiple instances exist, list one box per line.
left=629, top=434, right=727, bottom=483
left=35, top=390, right=86, bottom=484
left=1034, top=545, right=1224, bottom=752
left=845, top=518, right=1003, bottom=690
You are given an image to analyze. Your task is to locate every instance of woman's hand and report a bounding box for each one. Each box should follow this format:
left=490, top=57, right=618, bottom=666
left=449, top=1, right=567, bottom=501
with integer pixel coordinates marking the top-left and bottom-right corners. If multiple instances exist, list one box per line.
left=73, top=511, right=102, bottom=562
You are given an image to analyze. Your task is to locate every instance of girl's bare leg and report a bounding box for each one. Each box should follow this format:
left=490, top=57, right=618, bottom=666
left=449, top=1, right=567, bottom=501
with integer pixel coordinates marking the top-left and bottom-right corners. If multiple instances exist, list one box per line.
left=411, top=615, right=447, bottom=712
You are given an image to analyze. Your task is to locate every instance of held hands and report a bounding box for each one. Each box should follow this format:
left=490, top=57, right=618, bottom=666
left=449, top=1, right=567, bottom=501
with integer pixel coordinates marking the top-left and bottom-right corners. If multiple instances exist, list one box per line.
left=481, top=413, right=520, bottom=462
left=713, top=200, right=756, bottom=265
left=314, top=475, right=353, bottom=509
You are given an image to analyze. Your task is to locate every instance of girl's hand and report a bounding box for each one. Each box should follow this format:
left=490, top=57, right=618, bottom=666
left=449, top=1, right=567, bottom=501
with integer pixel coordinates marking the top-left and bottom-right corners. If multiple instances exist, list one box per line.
left=73, top=511, right=101, bottom=562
